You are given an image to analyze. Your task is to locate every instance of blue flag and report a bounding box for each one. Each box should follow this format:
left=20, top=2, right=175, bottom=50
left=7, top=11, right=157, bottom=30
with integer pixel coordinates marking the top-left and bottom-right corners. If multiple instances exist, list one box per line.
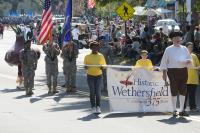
left=62, top=0, right=72, bottom=45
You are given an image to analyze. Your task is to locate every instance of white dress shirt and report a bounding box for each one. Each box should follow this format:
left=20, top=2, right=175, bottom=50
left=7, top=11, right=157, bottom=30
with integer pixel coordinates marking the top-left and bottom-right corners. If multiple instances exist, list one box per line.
left=160, top=45, right=192, bottom=70
left=72, top=28, right=80, bottom=40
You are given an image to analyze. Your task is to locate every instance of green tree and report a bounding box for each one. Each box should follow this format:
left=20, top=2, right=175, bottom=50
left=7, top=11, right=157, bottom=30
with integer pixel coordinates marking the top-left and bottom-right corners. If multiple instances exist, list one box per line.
left=95, top=0, right=141, bottom=7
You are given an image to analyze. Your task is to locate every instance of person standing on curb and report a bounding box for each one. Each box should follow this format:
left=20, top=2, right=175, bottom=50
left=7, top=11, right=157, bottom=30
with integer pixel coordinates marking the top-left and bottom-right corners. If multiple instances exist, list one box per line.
left=160, top=31, right=192, bottom=117
left=84, top=41, right=106, bottom=114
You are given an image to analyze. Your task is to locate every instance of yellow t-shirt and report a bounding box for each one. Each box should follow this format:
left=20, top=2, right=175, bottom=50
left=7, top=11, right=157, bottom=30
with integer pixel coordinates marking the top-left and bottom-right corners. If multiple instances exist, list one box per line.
left=84, top=52, right=106, bottom=76
left=187, top=53, right=200, bottom=84
left=135, top=59, right=153, bottom=70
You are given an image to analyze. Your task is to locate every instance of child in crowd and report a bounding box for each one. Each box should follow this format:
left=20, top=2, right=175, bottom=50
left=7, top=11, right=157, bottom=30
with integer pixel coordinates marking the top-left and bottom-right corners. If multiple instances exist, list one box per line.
left=135, top=50, right=153, bottom=70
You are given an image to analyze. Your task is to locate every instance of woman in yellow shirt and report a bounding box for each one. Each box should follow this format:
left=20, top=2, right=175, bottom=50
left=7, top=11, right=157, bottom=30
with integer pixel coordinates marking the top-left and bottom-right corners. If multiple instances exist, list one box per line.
left=184, top=42, right=200, bottom=111
left=84, top=41, right=106, bottom=114
left=135, top=50, right=153, bottom=70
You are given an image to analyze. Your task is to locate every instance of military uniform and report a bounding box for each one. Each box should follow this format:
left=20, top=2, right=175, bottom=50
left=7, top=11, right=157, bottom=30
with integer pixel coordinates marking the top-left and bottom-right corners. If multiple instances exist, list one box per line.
left=20, top=41, right=38, bottom=95
left=43, top=43, right=60, bottom=94
left=61, top=42, right=78, bottom=92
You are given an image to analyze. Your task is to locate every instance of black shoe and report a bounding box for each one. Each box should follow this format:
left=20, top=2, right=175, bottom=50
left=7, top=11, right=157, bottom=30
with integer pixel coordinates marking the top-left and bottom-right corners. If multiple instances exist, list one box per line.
left=172, top=111, right=178, bottom=117
left=53, top=90, right=59, bottom=94
left=70, top=88, right=77, bottom=93
left=179, top=111, right=189, bottom=117
left=61, top=84, right=66, bottom=87
left=48, top=90, right=52, bottom=94
left=27, top=91, right=34, bottom=96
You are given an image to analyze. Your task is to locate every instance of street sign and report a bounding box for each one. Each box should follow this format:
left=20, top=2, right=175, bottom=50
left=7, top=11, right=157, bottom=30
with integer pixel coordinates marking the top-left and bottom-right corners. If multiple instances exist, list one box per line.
left=116, top=2, right=135, bottom=21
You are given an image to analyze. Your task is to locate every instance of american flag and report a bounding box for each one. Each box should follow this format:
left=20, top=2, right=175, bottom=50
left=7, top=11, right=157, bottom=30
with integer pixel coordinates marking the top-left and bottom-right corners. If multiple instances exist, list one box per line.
left=88, top=0, right=95, bottom=9
left=38, top=0, right=53, bottom=45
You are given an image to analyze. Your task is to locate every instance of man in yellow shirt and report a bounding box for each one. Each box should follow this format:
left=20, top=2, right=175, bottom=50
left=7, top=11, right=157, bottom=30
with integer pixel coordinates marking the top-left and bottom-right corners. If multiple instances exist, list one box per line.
left=184, top=42, right=200, bottom=111
left=84, top=41, right=106, bottom=114
left=135, top=50, right=153, bottom=70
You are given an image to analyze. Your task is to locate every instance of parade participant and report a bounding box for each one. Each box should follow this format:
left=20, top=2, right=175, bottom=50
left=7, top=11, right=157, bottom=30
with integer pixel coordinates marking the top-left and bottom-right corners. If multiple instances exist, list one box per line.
left=99, top=36, right=113, bottom=92
left=43, top=41, right=60, bottom=94
left=84, top=41, right=106, bottom=114
left=61, top=41, right=78, bottom=92
left=20, top=40, right=38, bottom=96
left=135, top=50, right=153, bottom=70
left=160, top=31, right=192, bottom=117
left=184, top=42, right=200, bottom=111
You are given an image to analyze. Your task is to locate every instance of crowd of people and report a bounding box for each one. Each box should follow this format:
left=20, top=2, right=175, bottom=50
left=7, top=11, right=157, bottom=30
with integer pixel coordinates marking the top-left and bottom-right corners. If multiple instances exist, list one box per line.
left=1, top=14, right=200, bottom=115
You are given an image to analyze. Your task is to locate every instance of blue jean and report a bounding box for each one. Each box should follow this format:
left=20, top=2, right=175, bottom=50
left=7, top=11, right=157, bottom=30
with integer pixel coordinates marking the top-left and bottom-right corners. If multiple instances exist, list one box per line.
left=87, top=75, right=103, bottom=108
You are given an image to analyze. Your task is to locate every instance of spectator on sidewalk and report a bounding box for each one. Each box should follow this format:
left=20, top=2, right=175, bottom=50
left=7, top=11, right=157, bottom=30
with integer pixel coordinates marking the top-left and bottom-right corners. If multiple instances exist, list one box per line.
left=84, top=41, right=106, bottom=114
left=99, top=36, right=113, bottom=92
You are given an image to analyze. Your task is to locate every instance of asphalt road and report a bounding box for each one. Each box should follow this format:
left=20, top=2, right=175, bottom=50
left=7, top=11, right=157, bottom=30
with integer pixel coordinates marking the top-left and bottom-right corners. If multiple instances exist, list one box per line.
left=0, top=29, right=200, bottom=133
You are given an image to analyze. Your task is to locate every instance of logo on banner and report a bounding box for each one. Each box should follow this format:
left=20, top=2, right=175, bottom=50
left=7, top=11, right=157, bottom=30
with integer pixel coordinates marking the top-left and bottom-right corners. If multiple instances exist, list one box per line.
left=120, top=72, right=133, bottom=87
left=112, top=70, right=169, bottom=107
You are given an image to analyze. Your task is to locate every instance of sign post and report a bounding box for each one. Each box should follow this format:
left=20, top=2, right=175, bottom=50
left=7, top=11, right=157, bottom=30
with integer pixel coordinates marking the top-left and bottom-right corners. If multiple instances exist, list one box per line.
left=116, top=2, right=135, bottom=41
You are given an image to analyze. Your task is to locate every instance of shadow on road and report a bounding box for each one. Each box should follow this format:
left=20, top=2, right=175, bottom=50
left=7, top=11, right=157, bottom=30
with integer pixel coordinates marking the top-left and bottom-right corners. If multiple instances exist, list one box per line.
left=103, top=112, right=167, bottom=119
left=158, top=116, right=192, bottom=125
left=15, top=94, right=30, bottom=99
left=0, top=88, right=25, bottom=93
left=78, top=113, right=101, bottom=121
left=29, top=93, right=54, bottom=103
left=47, top=100, right=90, bottom=112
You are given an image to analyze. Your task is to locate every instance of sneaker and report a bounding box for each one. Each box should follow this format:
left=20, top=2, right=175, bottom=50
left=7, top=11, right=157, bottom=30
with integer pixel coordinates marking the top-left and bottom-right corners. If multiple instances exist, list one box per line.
left=179, top=111, right=189, bottom=117
left=91, top=107, right=96, bottom=114
left=172, top=111, right=178, bottom=117
left=96, top=106, right=101, bottom=114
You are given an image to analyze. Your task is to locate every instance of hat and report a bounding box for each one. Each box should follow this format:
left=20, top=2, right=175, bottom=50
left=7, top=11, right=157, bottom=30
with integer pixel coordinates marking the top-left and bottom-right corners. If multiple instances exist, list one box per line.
left=169, top=31, right=183, bottom=39
left=89, top=41, right=99, bottom=48
left=140, top=50, right=148, bottom=54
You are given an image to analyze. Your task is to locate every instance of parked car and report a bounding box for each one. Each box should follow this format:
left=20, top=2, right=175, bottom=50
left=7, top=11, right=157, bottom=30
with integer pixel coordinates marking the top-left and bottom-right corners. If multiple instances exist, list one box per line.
left=154, top=19, right=180, bottom=35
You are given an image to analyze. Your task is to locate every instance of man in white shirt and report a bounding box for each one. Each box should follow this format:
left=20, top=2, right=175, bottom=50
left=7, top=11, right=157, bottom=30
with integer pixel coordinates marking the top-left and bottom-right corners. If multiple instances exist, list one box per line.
left=72, top=25, right=80, bottom=41
left=160, top=31, right=192, bottom=117
left=162, top=23, right=169, bottom=36
left=71, top=25, right=80, bottom=48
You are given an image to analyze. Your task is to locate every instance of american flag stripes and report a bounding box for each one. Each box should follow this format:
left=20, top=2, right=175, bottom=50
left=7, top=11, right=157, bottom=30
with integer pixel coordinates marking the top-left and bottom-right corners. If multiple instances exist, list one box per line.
left=88, top=0, right=95, bottom=9
left=38, top=0, right=53, bottom=45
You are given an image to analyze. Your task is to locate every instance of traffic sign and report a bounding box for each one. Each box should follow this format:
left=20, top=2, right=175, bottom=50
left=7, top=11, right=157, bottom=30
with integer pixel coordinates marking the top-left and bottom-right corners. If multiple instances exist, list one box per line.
left=116, top=2, right=135, bottom=21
